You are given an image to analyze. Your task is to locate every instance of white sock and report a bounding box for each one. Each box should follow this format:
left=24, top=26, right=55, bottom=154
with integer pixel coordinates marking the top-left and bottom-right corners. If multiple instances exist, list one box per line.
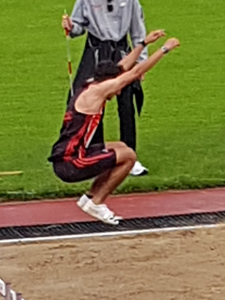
left=77, top=194, right=92, bottom=207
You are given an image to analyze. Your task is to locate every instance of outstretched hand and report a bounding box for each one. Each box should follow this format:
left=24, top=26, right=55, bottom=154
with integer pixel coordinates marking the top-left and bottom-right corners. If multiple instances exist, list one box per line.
left=145, top=29, right=165, bottom=44
left=163, top=38, right=180, bottom=51
left=62, top=14, right=73, bottom=32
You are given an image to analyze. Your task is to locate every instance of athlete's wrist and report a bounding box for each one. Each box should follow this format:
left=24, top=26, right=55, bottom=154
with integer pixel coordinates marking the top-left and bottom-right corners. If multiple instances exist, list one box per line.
left=161, top=46, right=170, bottom=54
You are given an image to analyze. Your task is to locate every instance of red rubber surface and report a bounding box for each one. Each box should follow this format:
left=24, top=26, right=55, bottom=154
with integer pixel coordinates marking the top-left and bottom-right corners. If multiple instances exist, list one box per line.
left=0, top=188, right=225, bottom=228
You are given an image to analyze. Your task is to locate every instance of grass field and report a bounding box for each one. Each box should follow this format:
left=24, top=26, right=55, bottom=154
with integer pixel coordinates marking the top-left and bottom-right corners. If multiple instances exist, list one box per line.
left=0, top=0, right=225, bottom=200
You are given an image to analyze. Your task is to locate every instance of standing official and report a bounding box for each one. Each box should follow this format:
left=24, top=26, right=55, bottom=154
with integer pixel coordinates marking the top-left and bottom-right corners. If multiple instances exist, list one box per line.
left=62, top=0, right=148, bottom=175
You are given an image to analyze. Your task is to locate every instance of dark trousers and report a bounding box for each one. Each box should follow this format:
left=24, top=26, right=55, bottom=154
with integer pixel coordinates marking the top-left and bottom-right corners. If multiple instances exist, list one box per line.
left=117, top=84, right=136, bottom=151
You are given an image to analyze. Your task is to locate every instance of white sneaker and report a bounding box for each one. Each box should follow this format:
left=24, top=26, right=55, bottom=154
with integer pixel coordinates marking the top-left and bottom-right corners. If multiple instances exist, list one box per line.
left=130, top=161, right=148, bottom=176
left=78, top=199, right=122, bottom=225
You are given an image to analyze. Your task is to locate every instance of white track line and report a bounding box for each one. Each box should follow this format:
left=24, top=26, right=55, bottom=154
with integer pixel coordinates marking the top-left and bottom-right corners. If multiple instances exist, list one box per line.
left=0, top=223, right=224, bottom=245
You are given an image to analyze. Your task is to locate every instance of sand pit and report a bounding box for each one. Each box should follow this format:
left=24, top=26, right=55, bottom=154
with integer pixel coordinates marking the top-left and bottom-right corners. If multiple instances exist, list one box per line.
left=1, top=226, right=225, bottom=300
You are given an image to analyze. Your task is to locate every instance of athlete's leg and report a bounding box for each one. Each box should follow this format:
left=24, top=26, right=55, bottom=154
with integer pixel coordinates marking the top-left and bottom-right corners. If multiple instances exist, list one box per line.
left=76, top=142, right=135, bottom=224
left=87, top=142, right=130, bottom=198
left=88, top=142, right=136, bottom=204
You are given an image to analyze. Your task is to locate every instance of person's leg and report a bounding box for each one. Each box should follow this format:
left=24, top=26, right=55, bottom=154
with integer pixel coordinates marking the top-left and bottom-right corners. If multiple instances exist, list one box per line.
left=117, top=86, right=136, bottom=151
left=77, top=142, right=136, bottom=224
left=117, top=86, right=148, bottom=176
left=88, top=142, right=136, bottom=204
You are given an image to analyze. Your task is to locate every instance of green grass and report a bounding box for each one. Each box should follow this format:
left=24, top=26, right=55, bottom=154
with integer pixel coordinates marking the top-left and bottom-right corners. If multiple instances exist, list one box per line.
left=0, top=0, right=225, bottom=200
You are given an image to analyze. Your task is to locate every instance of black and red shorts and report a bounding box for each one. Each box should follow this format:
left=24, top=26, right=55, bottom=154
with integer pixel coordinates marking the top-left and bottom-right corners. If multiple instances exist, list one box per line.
left=52, top=144, right=116, bottom=183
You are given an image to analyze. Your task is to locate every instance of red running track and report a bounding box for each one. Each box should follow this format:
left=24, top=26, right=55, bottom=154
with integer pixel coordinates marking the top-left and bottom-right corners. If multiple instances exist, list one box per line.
left=0, top=188, right=225, bottom=227
left=0, top=188, right=225, bottom=228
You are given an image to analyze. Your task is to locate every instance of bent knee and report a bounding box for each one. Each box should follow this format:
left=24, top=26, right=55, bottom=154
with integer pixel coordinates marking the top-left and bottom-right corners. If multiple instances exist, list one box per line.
left=114, top=145, right=136, bottom=164
left=125, top=147, right=136, bottom=163
left=117, top=141, right=127, bottom=148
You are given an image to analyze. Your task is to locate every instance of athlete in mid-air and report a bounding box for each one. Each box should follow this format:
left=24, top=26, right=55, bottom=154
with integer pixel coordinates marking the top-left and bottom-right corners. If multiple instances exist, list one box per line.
left=48, top=30, right=180, bottom=225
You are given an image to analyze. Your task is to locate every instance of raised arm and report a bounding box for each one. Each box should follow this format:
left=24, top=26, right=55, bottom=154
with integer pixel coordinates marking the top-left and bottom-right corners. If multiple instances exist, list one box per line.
left=76, top=38, right=180, bottom=115
left=118, top=30, right=165, bottom=72
left=101, top=38, right=180, bottom=99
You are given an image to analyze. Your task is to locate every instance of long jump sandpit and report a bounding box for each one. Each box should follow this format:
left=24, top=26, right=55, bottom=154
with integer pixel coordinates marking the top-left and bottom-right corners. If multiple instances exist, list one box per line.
left=1, top=225, right=225, bottom=300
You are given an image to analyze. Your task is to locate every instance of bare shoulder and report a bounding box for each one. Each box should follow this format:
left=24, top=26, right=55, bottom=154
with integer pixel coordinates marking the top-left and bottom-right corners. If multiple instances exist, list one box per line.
left=75, top=84, right=105, bottom=115
left=76, top=84, right=98, bottom=101
left=88, top=79, right=118, bottom=98
left=93, top=80, right=116, bottom=91
left=94, top=73, right=135, bottom=99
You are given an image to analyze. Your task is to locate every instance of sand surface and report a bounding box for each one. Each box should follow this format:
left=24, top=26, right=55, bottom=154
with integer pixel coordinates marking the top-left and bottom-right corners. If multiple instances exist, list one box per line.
left=1, top=227, right=225, bottom=300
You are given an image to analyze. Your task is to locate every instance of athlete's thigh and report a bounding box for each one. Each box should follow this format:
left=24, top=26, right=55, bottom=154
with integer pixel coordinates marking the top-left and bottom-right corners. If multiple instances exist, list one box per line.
left=106, top=142, right=136, bottom=164
left=105, top=141, right=126, bottom=150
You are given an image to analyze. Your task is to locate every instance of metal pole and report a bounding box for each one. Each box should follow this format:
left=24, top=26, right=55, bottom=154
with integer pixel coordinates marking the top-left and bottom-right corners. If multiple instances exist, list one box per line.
left=64, top=9, right=74, bottom=97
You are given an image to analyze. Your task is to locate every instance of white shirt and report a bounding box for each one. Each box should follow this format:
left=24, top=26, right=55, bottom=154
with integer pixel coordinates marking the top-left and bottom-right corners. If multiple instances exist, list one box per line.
left=70, top=0, right=148, bottom=61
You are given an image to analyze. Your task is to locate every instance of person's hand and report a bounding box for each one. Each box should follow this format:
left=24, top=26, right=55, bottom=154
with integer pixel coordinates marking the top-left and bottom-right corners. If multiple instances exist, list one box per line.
left=163, top=38, right=180, bottom=51
left=144, top=29, right=165, bottom=44
left=62, top=14, right=73, bottom=32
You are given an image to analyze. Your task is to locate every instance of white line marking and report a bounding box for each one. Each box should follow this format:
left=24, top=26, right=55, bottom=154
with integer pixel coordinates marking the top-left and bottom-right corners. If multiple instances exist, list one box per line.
left=0, top=223, right=224, bottom=245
